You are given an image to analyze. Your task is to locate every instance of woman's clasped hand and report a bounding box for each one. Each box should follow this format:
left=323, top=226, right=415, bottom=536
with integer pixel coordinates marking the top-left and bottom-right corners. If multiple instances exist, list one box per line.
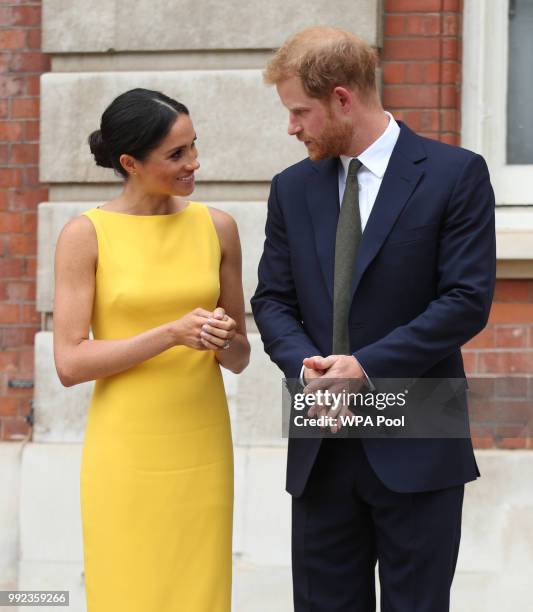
left=171, top=306, right=236, bottom=351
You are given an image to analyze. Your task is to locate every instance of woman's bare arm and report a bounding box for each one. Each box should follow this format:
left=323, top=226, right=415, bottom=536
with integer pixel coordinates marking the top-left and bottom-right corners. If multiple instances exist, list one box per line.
left=203, top=208, right=250, bottom=374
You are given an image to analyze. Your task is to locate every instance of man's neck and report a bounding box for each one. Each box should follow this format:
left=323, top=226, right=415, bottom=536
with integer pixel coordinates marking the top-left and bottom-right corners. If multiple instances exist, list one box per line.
left=344, top=110, right=390, bottom=158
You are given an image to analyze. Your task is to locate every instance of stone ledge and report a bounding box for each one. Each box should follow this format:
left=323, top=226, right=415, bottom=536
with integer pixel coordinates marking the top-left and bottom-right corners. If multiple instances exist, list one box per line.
left=43, top=0, right=379, bottom=53
left=19, top=444, right=83, bottom=563
left=51, top=51, right=276, bottom=73
left=496, top=207, right=533, bottom=260
left=0, top=443, right=23, bottom=589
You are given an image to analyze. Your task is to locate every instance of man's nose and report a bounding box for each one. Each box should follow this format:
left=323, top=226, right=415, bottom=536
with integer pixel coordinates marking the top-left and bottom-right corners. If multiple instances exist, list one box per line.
left=288, top=117, right=301, bottom=136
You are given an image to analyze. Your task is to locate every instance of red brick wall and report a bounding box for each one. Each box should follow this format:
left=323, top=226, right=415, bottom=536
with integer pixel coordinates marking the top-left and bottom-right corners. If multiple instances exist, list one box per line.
left=382, top=0, right=532, bottom=450
left=0, top=1, right=48, bottom=441
left=464, top=281, right=533, bottom=449
left=382, top=0, right=462, bottom=144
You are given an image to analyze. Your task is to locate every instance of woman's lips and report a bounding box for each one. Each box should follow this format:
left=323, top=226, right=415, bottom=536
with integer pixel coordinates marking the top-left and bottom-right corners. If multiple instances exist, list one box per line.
left=177, top=174, right=194, bottom=183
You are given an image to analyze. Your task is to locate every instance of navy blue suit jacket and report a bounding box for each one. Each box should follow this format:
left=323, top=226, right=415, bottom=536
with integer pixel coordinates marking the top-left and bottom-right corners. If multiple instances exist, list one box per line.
left=251, top=122, right=496, bottom=497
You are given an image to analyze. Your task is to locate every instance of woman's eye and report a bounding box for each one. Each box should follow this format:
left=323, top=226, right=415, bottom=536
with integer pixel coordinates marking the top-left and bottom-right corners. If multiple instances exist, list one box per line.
left=170, top=141, right=196, bottom=159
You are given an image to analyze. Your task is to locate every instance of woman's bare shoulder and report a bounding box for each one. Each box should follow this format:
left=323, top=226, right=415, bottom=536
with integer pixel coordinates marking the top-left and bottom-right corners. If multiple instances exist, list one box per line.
left=206, top=206, right=238, bottom=236
left=56, top=214, right=98, bottom=265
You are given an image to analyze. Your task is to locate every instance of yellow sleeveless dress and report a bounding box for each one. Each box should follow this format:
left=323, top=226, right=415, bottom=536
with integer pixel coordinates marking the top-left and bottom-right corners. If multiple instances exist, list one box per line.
left=80, top=202, right=233, bottom=612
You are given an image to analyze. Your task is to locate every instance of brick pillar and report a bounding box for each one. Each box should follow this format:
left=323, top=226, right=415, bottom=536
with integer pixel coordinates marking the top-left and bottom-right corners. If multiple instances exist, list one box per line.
left=382, top=0, right=462, bottom=144
left=0, top=1, right=49, bottom=440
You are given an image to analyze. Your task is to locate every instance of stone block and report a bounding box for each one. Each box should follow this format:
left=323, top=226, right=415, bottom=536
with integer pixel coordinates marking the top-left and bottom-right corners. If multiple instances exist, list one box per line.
left=19, top=444, right=84, bottom=563
left=238, top=446, right=291, bottom=566
left=43, top=0, right=379, bottom=52
left=496, top=207, right=533, bottom=260
left=18, top=560, right=86, bottom=612
left=33, top=332, right=92, bottom=444
left=452, top=450, right=533, bottom=611
left=211, top=201, right=267, bottom=312
left=225, top=334, right=286, bottom=447
left=458, top=450, right=533, bottom=573
left=40, top=71, right=304, bottom=183
left=233, top=561, right=292, bottom=612
left=37, top=202, right=88, bottom=313
left=0, top=443, right=23, bottom=589
left=451, top=572, right=494, bottom=612
left=232, top=446, right=247, bottom=555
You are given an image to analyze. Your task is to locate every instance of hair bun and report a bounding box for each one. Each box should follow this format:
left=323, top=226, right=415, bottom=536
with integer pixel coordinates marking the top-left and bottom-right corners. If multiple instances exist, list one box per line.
left=88, top=129, right=113, bottom=169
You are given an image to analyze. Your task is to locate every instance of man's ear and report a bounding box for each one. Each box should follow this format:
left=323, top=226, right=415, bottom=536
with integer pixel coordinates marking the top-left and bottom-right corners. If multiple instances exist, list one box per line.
left=119, top=153, right=138, bottom=177
left=332, top=86, right=353, bottom=114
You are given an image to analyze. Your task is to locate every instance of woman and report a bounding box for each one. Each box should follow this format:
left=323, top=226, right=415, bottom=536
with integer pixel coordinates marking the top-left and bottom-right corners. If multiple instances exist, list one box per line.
left=53, top=88, right=250, bottom=612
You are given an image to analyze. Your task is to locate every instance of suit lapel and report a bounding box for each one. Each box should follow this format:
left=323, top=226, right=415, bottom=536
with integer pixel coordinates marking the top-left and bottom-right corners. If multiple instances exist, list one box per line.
left=304, top=123, right=427, bottom=304
left=350, top=123, right=426, bottom=299
left=306, top=157, right=340, bottom=302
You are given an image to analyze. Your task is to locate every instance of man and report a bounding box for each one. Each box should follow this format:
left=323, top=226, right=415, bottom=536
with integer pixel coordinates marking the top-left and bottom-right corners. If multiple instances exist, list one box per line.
left=251, top=27, right=496, bottom=612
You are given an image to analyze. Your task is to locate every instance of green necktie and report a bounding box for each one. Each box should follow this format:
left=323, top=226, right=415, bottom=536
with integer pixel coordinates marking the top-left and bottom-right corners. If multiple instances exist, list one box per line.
left=332, top=158, right=363, bottom=355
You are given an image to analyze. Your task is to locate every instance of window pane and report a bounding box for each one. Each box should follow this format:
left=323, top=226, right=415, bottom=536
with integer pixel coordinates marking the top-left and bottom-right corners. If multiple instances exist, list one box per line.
left=507, top=0, right=533, bottom=164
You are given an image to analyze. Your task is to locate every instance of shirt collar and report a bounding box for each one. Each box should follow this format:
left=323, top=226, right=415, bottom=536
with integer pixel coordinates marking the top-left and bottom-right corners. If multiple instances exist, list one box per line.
left=339, top=111, right=400, bottom=179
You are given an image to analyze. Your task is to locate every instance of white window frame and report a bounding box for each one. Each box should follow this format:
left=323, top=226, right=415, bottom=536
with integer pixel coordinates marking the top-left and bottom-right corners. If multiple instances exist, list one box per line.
left=462, top=0, right=533, bottom=206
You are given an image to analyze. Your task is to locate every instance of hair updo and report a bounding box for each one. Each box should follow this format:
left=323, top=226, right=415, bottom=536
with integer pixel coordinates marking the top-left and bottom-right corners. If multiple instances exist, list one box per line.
left=88, top=88, right=189, bottom=179
left=88, top=130, right=113, bottom=168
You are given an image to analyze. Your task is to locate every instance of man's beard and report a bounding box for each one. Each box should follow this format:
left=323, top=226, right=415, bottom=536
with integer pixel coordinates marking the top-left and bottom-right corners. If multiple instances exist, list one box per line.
left=305, top=116, right=354, bottom=161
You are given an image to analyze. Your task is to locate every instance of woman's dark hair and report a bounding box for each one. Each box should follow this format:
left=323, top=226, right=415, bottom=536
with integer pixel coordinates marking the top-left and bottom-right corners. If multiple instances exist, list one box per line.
left=88, top=88, right=189, bottom=179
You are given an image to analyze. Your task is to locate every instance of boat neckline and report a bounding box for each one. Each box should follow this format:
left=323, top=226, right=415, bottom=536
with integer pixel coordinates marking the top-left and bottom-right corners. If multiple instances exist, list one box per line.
left=93, top=201, right=193, bottom=217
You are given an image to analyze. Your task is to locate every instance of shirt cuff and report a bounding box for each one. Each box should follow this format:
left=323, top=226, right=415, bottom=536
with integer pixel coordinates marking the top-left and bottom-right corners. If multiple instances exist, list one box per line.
left=360, top=365, right=375, bottom=391
left=299, top=364, right=307, bottom=387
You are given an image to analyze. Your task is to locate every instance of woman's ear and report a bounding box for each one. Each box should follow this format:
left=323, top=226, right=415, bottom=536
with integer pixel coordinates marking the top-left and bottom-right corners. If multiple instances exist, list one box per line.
left=119, top=153, right=138, bottom=176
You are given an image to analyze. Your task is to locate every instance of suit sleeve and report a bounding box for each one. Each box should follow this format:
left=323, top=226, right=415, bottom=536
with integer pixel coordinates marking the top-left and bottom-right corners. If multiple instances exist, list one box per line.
left=251, top=174, right=321, bottom=380
left=353, top=153, right=496, bottom=379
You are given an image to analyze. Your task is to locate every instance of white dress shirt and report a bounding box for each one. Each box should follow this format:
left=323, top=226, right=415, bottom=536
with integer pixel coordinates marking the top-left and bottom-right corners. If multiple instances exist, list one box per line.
left=300, top=111, right=400, bottom=385
left=338, top=111, right=400, bottom=226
